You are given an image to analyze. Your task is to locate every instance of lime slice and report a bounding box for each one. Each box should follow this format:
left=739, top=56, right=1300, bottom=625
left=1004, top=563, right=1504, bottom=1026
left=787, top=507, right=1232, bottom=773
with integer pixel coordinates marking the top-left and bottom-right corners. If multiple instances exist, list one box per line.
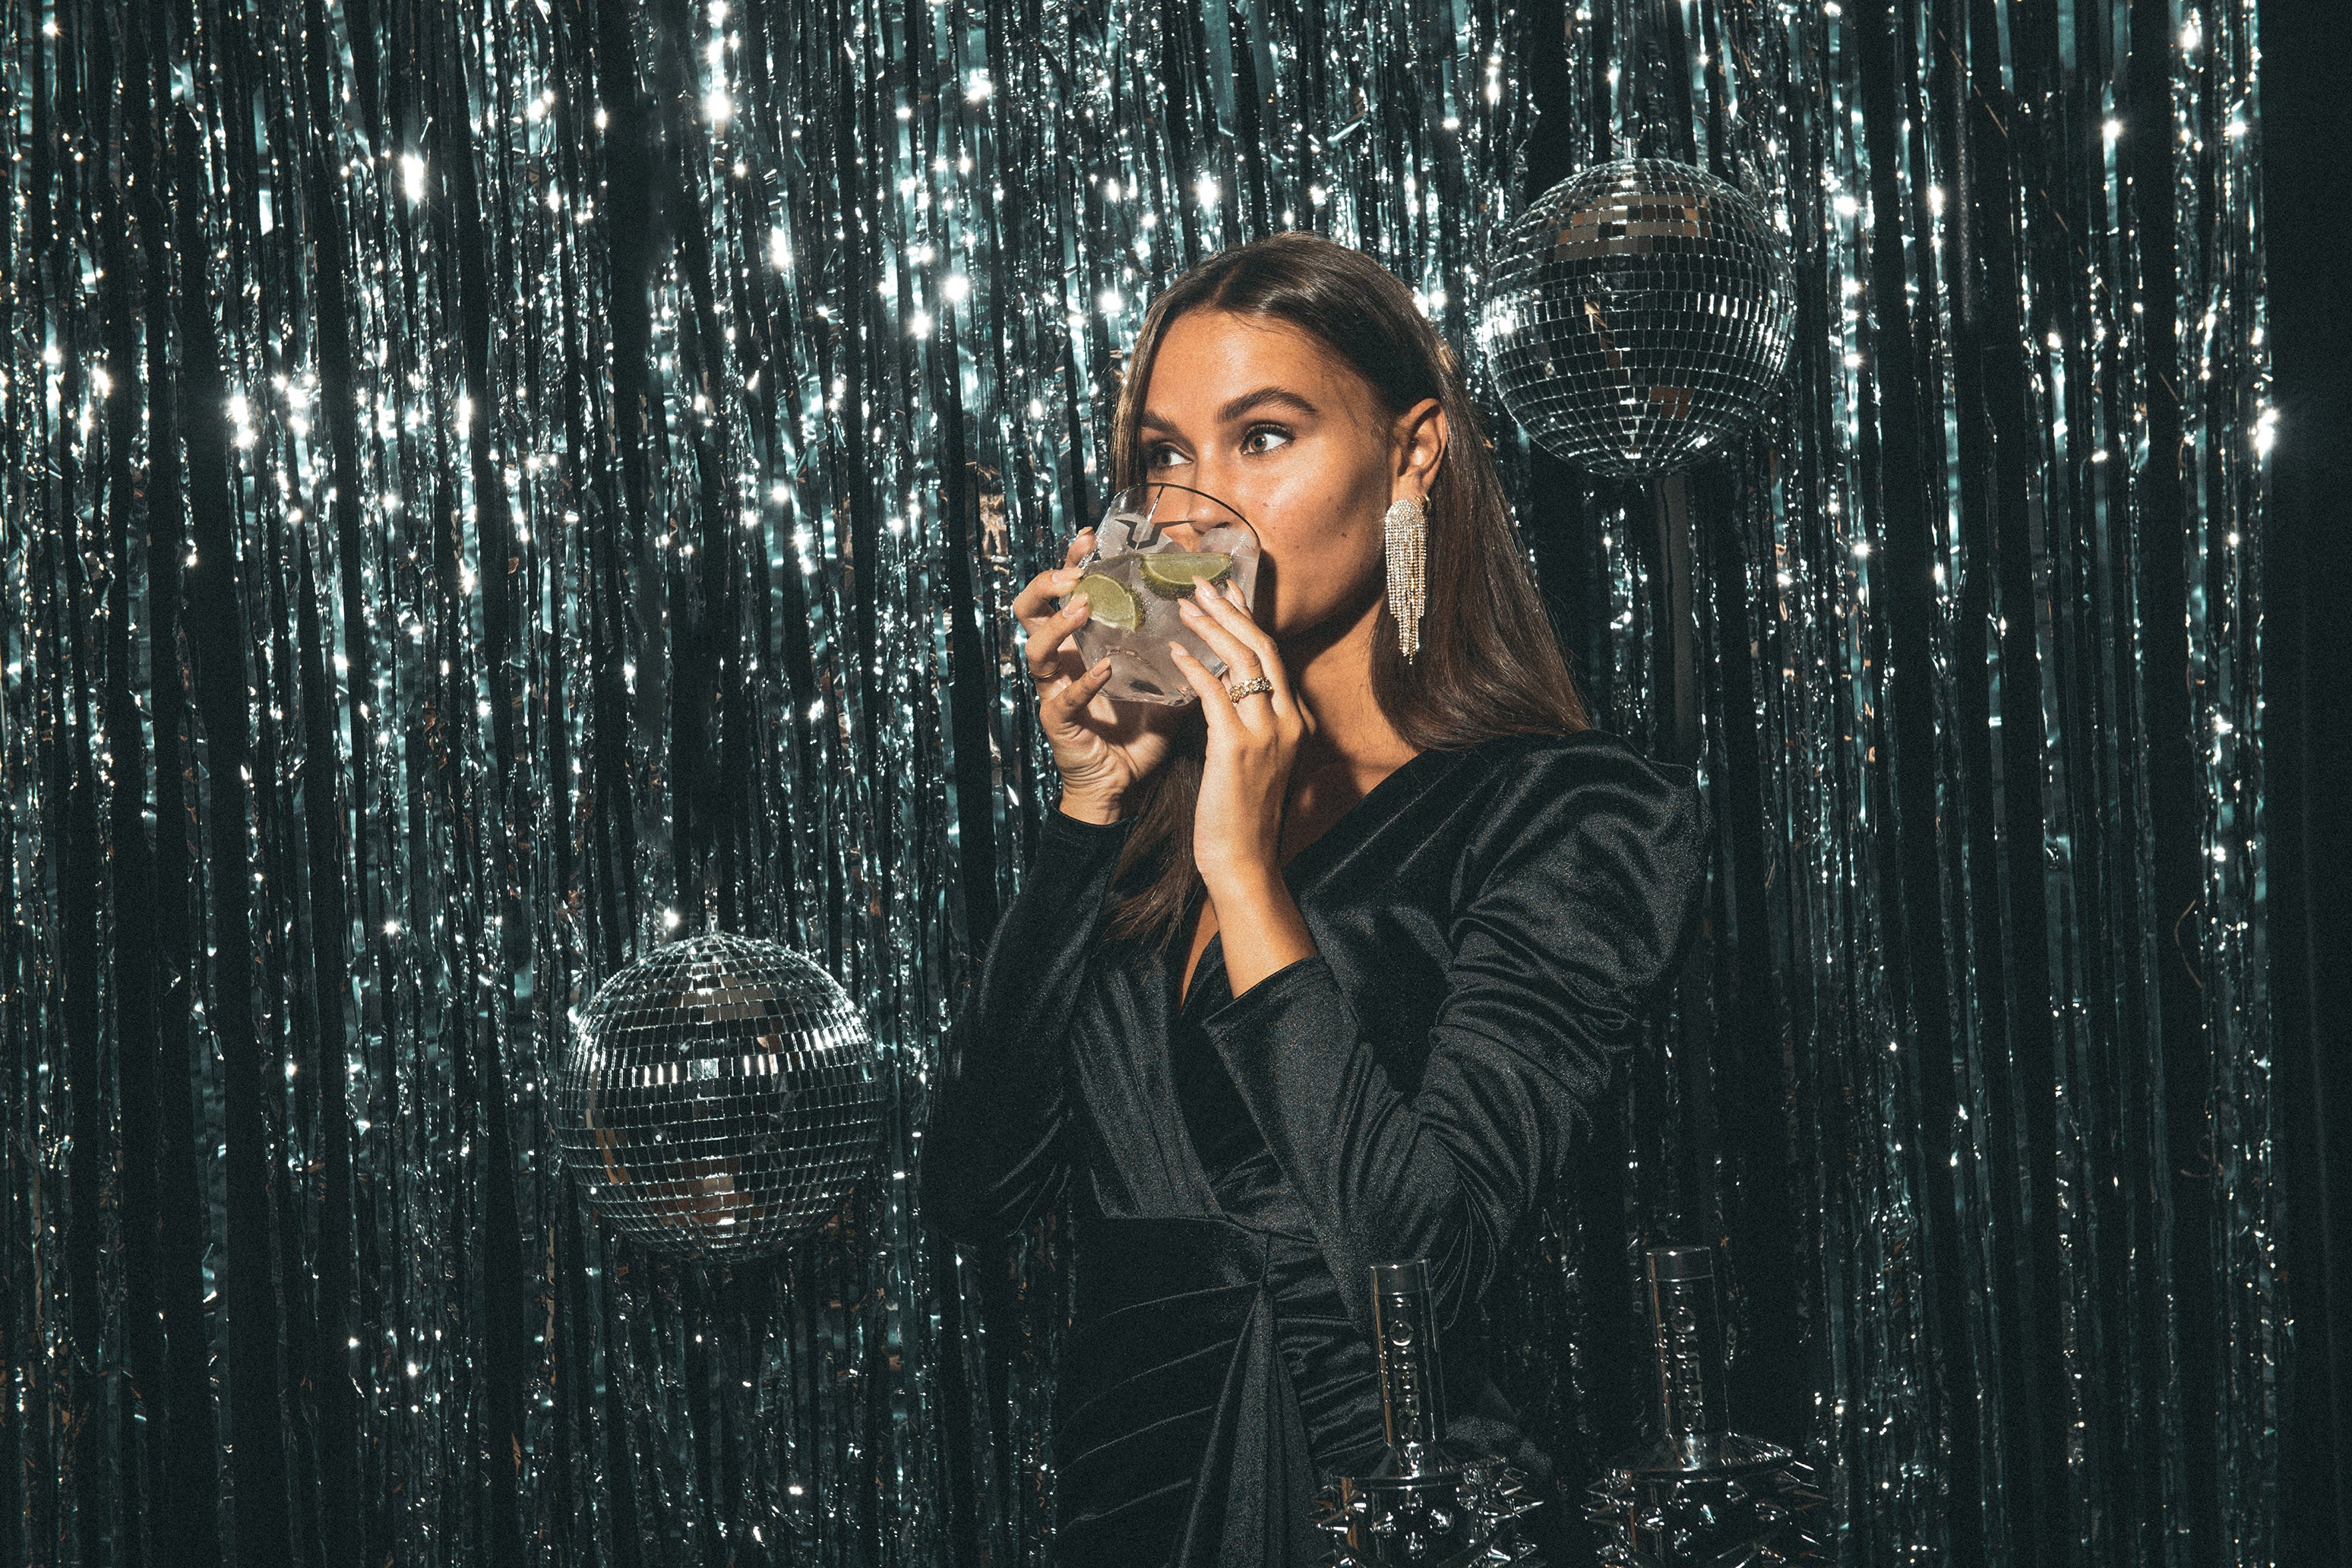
left=1067, top=571, right=1143, bottom=631
left=1136, top=551, right=1236, bottom=600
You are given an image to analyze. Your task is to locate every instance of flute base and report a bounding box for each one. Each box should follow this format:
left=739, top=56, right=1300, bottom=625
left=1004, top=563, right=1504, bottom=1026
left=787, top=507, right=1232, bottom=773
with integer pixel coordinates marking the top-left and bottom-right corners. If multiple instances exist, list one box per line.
left=1314, top=1444, right=1546, bottom=1567
left=1583, top=1433, right=1830, bottom=1567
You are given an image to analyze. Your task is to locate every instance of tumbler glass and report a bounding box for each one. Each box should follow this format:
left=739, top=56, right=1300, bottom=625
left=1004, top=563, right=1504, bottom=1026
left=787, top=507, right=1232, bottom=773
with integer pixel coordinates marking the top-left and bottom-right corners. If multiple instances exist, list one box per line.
left=1055, top=482, right=1262, bottom=706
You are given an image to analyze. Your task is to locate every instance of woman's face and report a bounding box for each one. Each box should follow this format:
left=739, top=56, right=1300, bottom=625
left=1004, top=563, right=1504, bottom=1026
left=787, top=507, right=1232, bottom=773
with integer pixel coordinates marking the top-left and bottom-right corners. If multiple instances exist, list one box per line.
left=1134, top=309, right=1444, bottom=643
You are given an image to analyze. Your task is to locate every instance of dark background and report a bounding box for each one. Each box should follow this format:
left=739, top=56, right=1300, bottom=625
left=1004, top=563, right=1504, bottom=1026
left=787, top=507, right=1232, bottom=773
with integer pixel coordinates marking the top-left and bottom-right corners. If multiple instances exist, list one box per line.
left=2260, top=0, right=2349, bottom=1561
left=0, top=0, right=2323, bottom=1559
left=1506, top=0, right=2347, bottom=1557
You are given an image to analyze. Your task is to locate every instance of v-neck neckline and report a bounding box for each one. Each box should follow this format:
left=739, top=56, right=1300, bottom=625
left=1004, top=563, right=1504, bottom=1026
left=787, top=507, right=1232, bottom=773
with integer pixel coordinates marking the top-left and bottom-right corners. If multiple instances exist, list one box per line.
left=1172, top=743, right=1460, bottom=1016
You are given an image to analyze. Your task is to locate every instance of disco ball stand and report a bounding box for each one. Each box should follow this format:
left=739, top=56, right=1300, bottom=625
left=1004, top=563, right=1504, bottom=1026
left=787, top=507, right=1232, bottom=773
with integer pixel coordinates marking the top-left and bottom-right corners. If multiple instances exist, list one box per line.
left=552, top=932, right=889, bottom=1263
left=1481, top=157, right=1796, bottom=764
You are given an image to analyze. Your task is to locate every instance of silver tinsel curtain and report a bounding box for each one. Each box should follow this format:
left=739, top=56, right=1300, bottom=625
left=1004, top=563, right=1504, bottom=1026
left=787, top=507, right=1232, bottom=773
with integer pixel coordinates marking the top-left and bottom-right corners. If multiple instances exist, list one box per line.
left=0, top=0, right=2271, bottom=1563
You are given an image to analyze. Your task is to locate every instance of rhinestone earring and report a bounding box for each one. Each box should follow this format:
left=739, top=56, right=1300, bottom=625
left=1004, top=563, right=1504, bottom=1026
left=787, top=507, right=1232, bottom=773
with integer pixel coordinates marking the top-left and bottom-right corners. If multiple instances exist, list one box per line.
left=1383, top=494, right=1427, bottom=663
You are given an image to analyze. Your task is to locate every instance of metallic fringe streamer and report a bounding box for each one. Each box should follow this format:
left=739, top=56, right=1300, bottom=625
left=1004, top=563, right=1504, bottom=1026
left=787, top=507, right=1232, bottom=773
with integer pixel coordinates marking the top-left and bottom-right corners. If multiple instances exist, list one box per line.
left=0, top=0, right=1526, bottom=1563
left=0, top=0, right=2272, bottom=1563
left=1528, top=3, right=2275, bottom=1566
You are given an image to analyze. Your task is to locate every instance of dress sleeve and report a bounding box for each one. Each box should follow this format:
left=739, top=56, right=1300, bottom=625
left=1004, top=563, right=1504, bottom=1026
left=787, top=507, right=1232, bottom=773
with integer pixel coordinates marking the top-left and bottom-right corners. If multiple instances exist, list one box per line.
left=1198, top=748, right=1706, bottom=1335
left=918, top=803, right=1136, bottom=1245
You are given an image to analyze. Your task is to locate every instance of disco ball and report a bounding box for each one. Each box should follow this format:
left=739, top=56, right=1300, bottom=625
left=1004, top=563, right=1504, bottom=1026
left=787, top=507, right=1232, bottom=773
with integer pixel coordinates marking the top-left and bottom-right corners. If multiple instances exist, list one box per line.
left=553, top=933, right=887, bottom=1262
left=1481, top=157, right=1796, bottom=477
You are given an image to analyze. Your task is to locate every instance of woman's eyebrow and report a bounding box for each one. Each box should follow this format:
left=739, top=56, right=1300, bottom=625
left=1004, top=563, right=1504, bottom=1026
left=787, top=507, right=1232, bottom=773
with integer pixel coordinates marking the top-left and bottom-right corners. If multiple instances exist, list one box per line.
left=1140, top=386, right=1323, bottom=432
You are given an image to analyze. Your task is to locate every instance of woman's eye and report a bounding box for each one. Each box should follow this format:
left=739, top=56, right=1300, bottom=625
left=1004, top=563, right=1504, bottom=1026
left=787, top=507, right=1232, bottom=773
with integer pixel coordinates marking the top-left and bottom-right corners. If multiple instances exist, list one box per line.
left=1146, top=427, right=1288, bottom=465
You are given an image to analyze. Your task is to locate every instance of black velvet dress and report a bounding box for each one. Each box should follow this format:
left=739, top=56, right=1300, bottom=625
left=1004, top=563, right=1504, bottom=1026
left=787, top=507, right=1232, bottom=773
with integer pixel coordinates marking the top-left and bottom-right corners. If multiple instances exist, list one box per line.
left=920, top=729, right=1706, bottom=1566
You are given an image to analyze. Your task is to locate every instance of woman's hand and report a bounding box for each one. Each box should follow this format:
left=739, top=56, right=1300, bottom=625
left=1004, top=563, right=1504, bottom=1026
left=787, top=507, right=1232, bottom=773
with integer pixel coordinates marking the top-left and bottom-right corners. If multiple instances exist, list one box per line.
left=1167, top=579, right=1318, bottom=889
left=1012, top=527, right=1181, bottom=816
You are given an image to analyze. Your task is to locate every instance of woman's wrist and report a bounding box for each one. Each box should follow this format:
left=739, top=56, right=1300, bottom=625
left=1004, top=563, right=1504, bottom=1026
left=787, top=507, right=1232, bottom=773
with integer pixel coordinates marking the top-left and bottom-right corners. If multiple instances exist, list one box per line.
left=1054, top=784, right=1127, bottom=825
left=1204, top=868, right=1318, bottom=997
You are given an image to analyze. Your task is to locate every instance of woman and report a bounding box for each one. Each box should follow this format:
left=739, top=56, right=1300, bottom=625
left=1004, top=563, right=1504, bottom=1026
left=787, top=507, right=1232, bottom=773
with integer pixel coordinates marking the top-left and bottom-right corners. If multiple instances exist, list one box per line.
left=920, top=230, right=1706, bottom=1566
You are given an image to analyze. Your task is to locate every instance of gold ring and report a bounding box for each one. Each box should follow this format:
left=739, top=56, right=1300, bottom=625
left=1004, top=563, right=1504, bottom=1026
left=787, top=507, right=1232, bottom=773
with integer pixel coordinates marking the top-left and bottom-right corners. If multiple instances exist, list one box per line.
left=1225, top=674, right=1275, bottom=703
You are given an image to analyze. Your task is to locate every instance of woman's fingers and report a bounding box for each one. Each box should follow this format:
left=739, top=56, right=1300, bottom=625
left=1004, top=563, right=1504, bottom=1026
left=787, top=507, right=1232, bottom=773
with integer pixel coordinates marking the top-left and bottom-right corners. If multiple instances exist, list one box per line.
left=1167, top=643, right=1234, bottom=740
left=1010, top=566, right=1080, bottom=624
left=1203, top=580, right=1282, bottom=673
left=1174, top=593, right=1260, bottom=684
left=1046, top=654, right=1116, bottom=721
left=1017, top=607, right=1080, bottom=684
left=1013, top=545, right=1100, bottom=680
left=1179, top=582, right=1296, bottom=726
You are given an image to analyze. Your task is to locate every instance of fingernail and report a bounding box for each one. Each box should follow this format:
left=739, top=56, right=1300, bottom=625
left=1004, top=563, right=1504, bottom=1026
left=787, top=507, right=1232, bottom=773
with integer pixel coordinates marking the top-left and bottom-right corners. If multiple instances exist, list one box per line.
left=1069, top=593, right=1089, bottom=610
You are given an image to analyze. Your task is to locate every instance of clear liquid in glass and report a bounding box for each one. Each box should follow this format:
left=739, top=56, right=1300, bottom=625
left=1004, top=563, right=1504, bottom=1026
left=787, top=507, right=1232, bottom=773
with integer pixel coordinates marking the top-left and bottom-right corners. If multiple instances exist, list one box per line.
left=1056, top=483, right=1260, bottom=706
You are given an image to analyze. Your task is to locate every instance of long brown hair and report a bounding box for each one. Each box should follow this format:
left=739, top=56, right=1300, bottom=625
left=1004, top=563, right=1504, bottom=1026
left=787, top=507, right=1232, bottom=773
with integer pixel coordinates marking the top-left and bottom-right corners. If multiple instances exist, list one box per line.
left=1099, top=230, right=1591, bottom=953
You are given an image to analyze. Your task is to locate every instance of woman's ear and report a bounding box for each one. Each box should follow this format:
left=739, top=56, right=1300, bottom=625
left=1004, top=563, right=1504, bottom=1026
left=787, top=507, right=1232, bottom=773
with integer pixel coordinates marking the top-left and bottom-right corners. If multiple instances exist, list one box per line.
left=1392, top=397, right=1448, bottom=498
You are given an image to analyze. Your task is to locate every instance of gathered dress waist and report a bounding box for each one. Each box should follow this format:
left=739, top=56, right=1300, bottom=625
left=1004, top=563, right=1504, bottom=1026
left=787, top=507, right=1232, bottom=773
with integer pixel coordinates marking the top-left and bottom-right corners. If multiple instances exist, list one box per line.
left=1054, top=1212, right=1379, bottom=1566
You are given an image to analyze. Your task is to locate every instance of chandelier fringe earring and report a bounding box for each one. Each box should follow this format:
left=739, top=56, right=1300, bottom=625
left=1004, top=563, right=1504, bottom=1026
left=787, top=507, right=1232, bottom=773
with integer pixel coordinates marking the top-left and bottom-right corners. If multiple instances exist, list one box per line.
left=1384, top=495, right=1427, bottom=662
